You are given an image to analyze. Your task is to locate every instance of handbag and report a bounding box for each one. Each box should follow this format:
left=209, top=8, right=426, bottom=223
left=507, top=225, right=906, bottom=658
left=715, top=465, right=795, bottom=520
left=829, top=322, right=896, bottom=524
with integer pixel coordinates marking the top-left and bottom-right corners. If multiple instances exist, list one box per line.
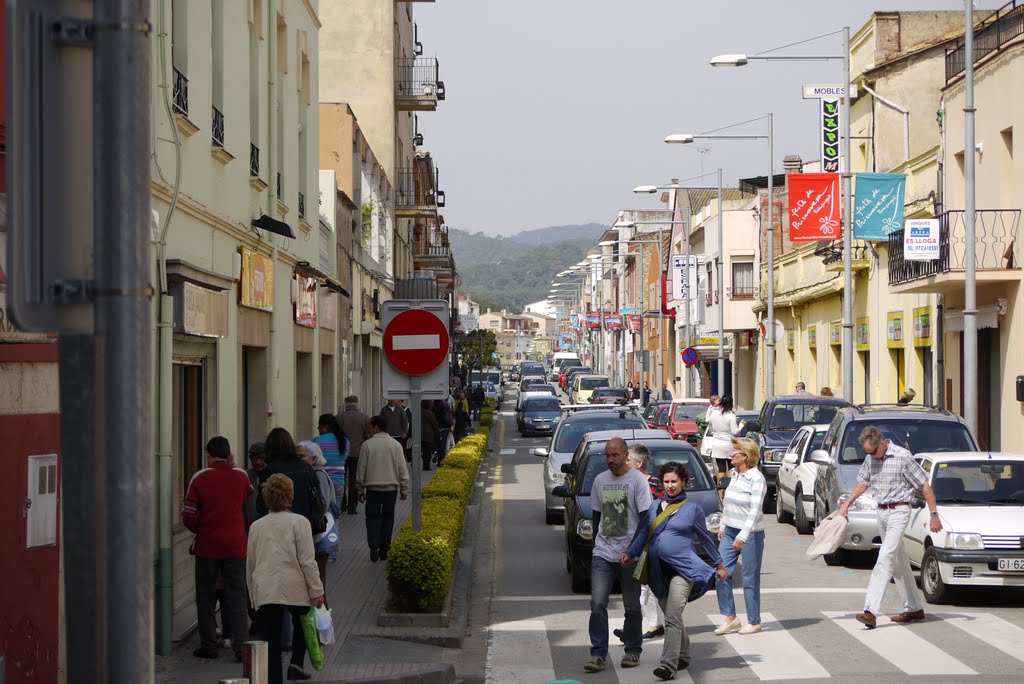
left=805, top=512, right=848, bottom=560
left=314, top=511, right=339, bottom=554
left=633, top=498, right=688, bottom=584
left=307, top=468, right=328, bottom=536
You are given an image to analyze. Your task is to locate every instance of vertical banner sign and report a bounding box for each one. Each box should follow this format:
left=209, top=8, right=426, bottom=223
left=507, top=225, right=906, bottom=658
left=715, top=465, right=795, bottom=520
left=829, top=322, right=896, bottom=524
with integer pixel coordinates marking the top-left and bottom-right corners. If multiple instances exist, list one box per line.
left=808, top=326, right=817, bottom=349
left=904, top=218, right=941, bottom=260
left=913, top=307, right=932, bottom=347
left=830, top=322, right=842, bottom=346
left=660, top=274, right=676, bottom=316
left=856, top=317, right=870, bottom=351
left=788, top=173, right=841, bottom=241
left=821, top=99, right=840, bottom=172
left=241, top=247, right=274, bottom=311
left=294, top=274, right=318, bottom=328
left=786, top=330, right=795, bottom=351
left=854, top=173, right=907, bottom=240
left=671, top=254, right=696, bottom=302
left=887, top=311, right=904, bottom=348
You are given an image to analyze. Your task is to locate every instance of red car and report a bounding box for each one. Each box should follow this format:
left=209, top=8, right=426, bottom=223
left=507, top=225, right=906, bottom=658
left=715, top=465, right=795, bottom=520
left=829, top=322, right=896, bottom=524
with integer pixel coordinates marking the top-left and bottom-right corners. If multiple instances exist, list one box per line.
left=659, top=400, right=709, bottom=446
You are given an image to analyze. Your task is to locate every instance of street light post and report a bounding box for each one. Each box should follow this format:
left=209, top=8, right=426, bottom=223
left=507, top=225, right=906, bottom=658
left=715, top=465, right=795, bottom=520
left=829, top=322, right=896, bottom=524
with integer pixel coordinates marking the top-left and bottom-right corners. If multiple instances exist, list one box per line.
left=963, top=1, right=978, bottom=436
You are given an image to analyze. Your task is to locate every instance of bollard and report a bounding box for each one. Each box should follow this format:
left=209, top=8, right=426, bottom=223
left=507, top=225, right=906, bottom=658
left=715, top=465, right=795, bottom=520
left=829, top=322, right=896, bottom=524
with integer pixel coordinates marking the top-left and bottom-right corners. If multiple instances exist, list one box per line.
left=243, top=640, right=269, bottom=684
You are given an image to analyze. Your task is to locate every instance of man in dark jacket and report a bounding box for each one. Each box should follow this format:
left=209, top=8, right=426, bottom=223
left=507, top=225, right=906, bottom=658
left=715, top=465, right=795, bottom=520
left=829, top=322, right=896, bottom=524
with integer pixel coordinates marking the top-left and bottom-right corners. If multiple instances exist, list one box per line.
left=182, top=437, right=253, bottom=661
left=338, top=395, right=371, bottom=514
left=378, top=399, right=409, bottom=439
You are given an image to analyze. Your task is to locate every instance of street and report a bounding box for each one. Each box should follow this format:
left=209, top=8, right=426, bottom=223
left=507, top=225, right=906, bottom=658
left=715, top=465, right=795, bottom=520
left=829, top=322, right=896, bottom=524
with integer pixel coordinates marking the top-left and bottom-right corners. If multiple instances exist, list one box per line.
left=480, top=388, right=1024, bottom=684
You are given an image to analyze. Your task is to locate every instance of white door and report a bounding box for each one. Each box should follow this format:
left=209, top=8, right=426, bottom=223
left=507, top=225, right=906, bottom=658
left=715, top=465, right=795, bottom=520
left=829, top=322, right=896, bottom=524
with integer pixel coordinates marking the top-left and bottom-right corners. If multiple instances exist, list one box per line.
left=26, top=454, right=59, bottom=548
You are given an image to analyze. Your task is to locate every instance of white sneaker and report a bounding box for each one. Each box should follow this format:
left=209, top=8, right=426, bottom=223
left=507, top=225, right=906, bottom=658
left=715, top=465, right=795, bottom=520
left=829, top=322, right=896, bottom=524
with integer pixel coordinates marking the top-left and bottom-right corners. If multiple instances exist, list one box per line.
left=219, top=638, right=232, bottom=649
left=738, top=623, right=763, bottom=635
left=714, top=618, right=741, bottom=635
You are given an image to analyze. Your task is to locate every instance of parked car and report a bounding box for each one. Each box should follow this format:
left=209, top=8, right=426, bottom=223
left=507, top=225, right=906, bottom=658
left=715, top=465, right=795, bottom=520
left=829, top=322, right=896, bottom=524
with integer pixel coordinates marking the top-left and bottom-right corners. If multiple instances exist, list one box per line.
left=589, top=387, right=631, bottom=405
left=484, top=381, right=501, bottom=407
left=517, top=396, right=563, bottom=437
left=775, top=424, right=829, bottom=534
left=515, top=383, right=557, bottom=411
left=554, top=438, right=722, bottom=592
left=570, top=374, right=610, bottom=404
left=651, top=404, right=671, bottom=431
left=662, top=400, right=710, bottom=446
left=520, top=362, right=546, bottom=379
left=746, top=395, right=851, bottom=513
left=562, top=366, right=593, bottom=392
left=901, top=452, right=1024, bottom=603
left=643, top=401, right=670, bottom=426
left=810, top=404, right=978, bottom=566
left=519, top=376, right=547, bottom=394
left=532, top=406, right=647, bottom=524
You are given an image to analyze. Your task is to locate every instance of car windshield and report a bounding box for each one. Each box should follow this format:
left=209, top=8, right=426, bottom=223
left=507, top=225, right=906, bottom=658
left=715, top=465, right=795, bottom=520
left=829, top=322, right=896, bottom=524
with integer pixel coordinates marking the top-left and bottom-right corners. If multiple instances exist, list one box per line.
left=525, top=397, right=561, bottom=412
left=554, top=415, right=646, bottom=452
left=673, top=405, right=706, bottom=420
left=580, top=378, right=609, bottom=390
left=767, top=403, right=842, bottom=431
left=931, top=461, right=1024, bottom=503
left=579, top=444, right=714, bottom=494
left=837, top=419, right=977, bottom=465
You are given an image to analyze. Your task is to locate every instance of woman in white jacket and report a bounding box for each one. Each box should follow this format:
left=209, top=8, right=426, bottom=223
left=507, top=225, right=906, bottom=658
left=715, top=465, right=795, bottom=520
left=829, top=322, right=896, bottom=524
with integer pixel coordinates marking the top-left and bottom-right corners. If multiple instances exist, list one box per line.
left=708, top=395, right=746, bottom=477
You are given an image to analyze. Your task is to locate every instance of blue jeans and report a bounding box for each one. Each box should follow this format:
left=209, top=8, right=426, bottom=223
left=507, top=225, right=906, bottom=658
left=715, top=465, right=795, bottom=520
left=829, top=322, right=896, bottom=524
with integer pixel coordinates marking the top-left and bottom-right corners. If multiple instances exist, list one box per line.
left=589, top=555, right=643, bottom=658
left=716, top=527, right=765, bottom=625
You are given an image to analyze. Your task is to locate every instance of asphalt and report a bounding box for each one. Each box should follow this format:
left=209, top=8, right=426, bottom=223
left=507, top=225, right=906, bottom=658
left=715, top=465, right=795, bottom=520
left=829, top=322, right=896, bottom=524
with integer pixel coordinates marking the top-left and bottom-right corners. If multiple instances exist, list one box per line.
left=156, top=426, right=496, bottom=684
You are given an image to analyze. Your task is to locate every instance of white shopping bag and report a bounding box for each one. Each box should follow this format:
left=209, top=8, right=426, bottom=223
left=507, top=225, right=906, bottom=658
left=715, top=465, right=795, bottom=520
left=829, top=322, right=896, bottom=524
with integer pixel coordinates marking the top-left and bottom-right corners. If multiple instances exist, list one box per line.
left=805, top=512, right=848, bottom=560
left=314, top=605, right=335, bottom=645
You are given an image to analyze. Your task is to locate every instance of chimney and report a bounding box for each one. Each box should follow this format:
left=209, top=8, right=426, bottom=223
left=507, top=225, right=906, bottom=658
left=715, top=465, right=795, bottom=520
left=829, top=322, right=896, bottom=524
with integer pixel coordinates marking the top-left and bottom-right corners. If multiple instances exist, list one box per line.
left=782, top=155, right=803, bottom=174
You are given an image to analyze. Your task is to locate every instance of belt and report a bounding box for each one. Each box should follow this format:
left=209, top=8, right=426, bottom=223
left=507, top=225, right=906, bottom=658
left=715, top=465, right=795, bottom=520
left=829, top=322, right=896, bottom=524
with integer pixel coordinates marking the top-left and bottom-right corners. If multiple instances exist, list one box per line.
left=878, top=501, right=910, bottom=509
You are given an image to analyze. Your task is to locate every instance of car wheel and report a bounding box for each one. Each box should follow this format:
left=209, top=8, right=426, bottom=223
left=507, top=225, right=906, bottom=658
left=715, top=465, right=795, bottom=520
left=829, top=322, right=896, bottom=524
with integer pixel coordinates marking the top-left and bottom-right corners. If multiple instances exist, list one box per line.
left=545, top=508, right=562, bottom=525
left=921, top=546, right=952, bottom=604
left=794, top=488, right=813, bottom=535
left=822, top=545, right=847, bottom=566
left=776, top=492, right=793, bottom=524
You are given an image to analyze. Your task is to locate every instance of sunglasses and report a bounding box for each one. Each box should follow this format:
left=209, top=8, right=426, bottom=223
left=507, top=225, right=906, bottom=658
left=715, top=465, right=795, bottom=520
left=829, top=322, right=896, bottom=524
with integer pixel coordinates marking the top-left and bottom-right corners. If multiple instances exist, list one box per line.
left=864, top=446, right=879, bottom=456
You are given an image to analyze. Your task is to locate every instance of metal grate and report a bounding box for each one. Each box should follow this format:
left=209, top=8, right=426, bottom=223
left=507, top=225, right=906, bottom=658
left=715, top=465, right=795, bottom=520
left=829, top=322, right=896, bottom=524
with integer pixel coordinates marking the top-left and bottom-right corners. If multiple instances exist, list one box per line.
left=298, top=192, right=305, bottom=219
left=952, top=566, right=974, bottom=579
left=172, top=67, right=189, bottom=117
left=249, top=143, right=260, bottom=177
left=982, top=534, right=1023, bottom=549
left=945, top=1, right=1024, bottom=82
left=212, top=107, right=225, bottom=147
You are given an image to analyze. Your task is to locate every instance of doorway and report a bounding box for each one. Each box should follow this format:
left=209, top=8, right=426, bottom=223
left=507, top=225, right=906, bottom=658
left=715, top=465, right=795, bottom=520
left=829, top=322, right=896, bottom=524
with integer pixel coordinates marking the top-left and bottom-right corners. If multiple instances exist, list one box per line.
left=242, top=346, right=268, bottom=459
left=959, top=329, right=999, bottom=450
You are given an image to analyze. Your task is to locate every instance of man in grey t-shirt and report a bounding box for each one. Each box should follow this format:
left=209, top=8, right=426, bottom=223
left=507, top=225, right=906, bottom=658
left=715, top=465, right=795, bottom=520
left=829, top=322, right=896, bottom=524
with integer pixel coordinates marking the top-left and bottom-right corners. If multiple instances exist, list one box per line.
left=584, top=437, right=653, bottom=673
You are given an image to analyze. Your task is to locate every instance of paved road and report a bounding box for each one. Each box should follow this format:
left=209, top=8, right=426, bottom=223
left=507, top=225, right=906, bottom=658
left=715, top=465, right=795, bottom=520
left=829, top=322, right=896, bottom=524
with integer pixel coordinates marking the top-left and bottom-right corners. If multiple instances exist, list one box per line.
left=482, top=391, right=1024, bottom=683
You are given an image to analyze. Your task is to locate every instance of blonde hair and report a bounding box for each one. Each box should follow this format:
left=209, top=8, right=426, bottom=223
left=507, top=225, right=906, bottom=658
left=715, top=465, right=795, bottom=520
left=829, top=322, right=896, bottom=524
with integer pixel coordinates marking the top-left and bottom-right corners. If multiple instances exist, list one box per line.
left=731, top=437, right=761, bottom=469
left=262, top=473, right=294, bottom=512
left=710, top=394, right=721, bottom=404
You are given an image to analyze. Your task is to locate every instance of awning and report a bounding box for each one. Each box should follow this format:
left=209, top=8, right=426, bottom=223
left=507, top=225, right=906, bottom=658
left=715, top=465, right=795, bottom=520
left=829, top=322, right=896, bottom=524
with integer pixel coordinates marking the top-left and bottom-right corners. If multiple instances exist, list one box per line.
left=943, top=300, right=1005, bottom=332
left=253, top=214, right=295, bottom=239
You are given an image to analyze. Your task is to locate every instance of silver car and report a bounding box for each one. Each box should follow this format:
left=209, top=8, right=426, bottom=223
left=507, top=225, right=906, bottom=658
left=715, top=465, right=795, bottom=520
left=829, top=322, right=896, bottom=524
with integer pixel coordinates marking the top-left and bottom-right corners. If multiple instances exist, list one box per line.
left=810, top=404, right=978, bottom=566
left=532, top=407, right=647, bottom=524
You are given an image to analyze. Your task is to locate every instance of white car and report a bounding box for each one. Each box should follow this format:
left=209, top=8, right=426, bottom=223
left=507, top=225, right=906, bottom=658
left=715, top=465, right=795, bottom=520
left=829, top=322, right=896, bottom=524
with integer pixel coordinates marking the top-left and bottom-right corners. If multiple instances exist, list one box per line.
left=901, top=452, right=1024, bottom=604
left=775, top=424, right=829, bottom=534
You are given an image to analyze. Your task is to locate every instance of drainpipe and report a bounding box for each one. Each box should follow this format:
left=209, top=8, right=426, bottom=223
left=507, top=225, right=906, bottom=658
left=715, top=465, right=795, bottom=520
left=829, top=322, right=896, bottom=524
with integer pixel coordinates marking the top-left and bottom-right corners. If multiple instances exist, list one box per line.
left=861, top=81, right=911, bottom=163
left=267, top=0, right=279, bottom=426
left=935, top=94, right=947, bottom=408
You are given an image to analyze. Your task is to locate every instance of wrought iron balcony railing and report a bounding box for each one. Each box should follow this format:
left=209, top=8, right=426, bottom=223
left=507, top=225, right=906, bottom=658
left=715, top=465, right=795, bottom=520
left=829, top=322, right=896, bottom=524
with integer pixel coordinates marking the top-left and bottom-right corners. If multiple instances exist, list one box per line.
left=212, top=107, right=225, bottom=147
left=394, top=57, right=445, bottom=106
left=887, top=209, right=1022, bottom=286
left=416, top=241, right=451, bottom=258
left=276, top=172, right=282, bottom=200
left=395, top=166, right=441, bottom=209
left=298, top=192, right=305, bottom=219
left=729, top=285, right=756, bottom=300
left=945, top=0, right=1024, bottom=82
left=172, top=67, right=189, bottom=117
left=250, top=143, right=260, bottom=177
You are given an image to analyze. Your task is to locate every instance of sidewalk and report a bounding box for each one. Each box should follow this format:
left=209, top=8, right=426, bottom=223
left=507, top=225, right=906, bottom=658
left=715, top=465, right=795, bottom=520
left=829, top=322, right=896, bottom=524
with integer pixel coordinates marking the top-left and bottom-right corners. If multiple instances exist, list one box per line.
left=156, top=466, right=465, bottom=684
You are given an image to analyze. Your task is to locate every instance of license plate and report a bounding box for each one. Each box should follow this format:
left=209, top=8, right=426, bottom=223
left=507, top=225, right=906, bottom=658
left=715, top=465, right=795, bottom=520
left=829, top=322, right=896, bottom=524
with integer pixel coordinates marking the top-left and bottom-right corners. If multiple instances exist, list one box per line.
left=998, top=558, right=1024, bottom=572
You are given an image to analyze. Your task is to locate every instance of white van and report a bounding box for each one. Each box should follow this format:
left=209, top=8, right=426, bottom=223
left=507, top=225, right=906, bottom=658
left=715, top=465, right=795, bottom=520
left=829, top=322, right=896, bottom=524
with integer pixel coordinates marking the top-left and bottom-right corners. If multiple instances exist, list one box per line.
left=550, top=352, right=580, bottom=380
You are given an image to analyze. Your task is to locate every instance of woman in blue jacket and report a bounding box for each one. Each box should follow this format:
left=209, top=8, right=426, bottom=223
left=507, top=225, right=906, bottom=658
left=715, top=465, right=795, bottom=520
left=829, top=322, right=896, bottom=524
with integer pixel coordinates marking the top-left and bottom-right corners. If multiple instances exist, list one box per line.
left=621, top=462, right=728, bottom=681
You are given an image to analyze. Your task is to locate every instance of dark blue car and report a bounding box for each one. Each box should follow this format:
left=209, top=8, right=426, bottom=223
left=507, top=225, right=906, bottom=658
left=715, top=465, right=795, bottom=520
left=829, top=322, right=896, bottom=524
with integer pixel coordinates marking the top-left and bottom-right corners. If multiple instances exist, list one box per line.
left=518, top=395, right=562, bottom=437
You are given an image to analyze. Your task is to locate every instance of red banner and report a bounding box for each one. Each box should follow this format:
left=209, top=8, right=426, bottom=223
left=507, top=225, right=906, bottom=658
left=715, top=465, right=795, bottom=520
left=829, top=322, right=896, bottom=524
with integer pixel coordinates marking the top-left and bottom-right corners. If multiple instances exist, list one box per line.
left=660, top=273, right=676, bottom=316
left=788, top=173, right=841, bottom=242
left=626, top=314, right=642, bottom=332
left=604, top=313, right=623, bottom=330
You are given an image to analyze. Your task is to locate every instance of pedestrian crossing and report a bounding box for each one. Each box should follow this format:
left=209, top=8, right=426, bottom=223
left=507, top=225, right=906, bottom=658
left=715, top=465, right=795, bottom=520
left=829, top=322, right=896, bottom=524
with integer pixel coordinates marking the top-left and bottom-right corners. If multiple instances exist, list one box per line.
left=485, top=609, right=1023, bottom=682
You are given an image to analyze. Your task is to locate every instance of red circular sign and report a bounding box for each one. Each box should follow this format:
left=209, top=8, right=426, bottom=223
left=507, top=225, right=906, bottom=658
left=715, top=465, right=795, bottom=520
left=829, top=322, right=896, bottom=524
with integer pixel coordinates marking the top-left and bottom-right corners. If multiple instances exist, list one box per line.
left=681, top=346, right=699, bottom=367
left=383, top=308, right=451, bottom=376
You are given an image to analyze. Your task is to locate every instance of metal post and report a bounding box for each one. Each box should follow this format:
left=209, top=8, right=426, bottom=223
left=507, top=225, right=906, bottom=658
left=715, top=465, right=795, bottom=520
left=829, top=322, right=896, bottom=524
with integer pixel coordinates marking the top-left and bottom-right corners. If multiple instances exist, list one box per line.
left=766, top=114, right=775, bottom=400
left=684, top=215, right=692, bottom=397
left=638, top=242, right=645, bottom=390
left=410, top=378, right=422, bottom=531
left=243, top=640, right=269, bottom=684
left=717, top=168, right=725, bottom=393
left=963, top=1, right=978, bottom=435
left=657, top=226, right=664, bottom=393
left=841, top=26, right=855, bottom=402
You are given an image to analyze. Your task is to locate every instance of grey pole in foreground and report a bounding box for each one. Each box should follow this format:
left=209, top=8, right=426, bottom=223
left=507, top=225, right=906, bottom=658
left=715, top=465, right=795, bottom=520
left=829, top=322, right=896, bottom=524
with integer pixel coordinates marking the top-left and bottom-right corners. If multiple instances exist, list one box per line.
left=841, top=26, right=855, bottom=402
left=638, top=244, right=645, bottom=389
left=716, top=168, right=725, bottom=393
left=95, top=0, right=154, bottom=680
left=410, top=377, right=422, bottom=531
left=765, top=114, right=775, bottom=400
left=962, top=1, right=978, bottom=436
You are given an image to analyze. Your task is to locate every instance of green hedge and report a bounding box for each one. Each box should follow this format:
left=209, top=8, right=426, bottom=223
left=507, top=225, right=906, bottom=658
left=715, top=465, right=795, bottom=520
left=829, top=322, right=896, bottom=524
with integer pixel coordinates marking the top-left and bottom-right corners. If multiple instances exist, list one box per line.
left=386, top=424, right=488, bottom=611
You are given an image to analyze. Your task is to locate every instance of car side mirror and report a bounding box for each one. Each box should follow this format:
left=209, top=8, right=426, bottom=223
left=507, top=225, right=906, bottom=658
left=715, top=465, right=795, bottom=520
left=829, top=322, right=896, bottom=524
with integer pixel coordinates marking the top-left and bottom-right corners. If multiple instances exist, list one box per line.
left=746, top=421, right=762, bottom=433
left=552, top=485, right=570, bottom=498
left=560, top=463, right=574, bottom=474
left=808, top=449, right=830, bottom=466
left=717, top=476, right=732, bottom=490
left=530, top=447, right=549, bottom=458
left=782, top=453, right=799, bottom=465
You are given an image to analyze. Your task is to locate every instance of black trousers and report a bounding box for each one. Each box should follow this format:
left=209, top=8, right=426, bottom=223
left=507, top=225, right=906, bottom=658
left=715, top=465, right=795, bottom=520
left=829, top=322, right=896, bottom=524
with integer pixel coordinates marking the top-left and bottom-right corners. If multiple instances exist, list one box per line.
left=344, top=456, right=359, bottom=513
left=364, top=488, right=399, bottom=555
left=256, top=603, right=307, bottom=684
left=195, top=556, right=247, bottom=656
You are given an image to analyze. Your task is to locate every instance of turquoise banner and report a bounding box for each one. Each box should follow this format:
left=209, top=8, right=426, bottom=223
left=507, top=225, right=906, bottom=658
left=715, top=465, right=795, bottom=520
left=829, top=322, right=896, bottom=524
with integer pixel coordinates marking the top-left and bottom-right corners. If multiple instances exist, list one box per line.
left=853, top=173, right=906, bottom=241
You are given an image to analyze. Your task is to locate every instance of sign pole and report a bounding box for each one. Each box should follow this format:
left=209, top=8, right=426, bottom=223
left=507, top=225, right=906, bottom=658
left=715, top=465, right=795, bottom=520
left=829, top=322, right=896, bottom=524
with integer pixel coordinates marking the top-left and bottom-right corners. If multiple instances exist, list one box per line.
left=409, top=376, right=422, bottom=531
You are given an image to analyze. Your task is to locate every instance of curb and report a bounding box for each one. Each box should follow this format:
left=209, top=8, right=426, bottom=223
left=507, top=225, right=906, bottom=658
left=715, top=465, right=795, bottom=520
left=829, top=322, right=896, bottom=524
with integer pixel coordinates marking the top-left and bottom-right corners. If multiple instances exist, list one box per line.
left=345, top=663, right=456, bottom=684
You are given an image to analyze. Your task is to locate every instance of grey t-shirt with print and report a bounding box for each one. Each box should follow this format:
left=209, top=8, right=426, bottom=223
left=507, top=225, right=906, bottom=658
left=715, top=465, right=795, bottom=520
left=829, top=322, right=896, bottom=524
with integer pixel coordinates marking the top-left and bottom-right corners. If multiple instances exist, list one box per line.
left=590, top=467, right=653, bottom=563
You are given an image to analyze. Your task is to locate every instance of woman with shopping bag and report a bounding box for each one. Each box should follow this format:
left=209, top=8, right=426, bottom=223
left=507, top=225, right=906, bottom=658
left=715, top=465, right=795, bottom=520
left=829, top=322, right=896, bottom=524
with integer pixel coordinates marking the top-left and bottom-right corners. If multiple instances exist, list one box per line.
left=247, top=474, right=325, bottom=683
left=620, top=462, right=728, bottom=681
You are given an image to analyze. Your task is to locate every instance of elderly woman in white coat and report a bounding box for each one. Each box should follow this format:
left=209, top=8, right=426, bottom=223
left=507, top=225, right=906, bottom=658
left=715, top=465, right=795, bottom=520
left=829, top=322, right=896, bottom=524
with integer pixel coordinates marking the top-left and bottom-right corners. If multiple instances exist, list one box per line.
left=708, top=395, right=746, bottom=477
left=248, top=473, right=325, bottom=684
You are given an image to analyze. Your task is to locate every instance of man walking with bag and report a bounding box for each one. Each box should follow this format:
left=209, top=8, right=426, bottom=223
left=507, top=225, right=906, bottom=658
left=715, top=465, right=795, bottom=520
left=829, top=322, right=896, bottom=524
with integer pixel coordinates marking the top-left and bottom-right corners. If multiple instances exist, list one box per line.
left=837, top=425, right=942, bottom=628
left=357, top=416, right=410, bottom=563
left=584, top=437, right=652, bottom=673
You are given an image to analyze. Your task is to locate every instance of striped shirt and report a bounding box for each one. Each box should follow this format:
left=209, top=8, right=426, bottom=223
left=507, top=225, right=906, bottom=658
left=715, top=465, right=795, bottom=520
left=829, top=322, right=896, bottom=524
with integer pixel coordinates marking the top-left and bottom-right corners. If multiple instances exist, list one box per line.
left=722, top=468, right=767, bottom=542
left=314, top=432, right=349, bottom=485
left=856, top=441, right=927, bottom=505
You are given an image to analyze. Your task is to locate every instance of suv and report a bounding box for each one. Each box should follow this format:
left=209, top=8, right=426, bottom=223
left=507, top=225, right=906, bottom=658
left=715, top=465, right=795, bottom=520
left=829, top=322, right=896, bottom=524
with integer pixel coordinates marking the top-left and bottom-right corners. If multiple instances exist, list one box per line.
left=532, top=406, right=647, bottom=523
left=809, top=404, right=978, bottom=566
left=745, top=395, right=850, bottom=512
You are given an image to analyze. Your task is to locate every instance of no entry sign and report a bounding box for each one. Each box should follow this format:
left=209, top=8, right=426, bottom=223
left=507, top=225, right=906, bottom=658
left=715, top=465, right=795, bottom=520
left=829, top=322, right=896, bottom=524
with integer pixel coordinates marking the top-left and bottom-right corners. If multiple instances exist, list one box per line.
left=384, top=308, right=450, bottom=376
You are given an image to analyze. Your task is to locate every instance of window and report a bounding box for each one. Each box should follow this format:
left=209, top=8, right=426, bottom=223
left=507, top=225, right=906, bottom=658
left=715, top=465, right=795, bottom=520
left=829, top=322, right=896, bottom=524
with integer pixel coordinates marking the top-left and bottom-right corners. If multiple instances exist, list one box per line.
left=731, top=259, right=755, bottom=299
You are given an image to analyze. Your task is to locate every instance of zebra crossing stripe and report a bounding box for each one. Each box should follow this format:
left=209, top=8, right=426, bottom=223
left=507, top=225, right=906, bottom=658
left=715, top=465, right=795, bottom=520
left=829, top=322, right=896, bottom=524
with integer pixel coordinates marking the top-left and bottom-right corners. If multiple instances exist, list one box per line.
left=486, top=620, right=556, bottom=684
left=606, top=619, right=694, bottom=683
left=499, top=448, right=516, bottom=455
left=708, top=612, right=830, bottom=681
left=940, top=612, right=1024, bottom=664
left=822, top=611, right=976, bottom=676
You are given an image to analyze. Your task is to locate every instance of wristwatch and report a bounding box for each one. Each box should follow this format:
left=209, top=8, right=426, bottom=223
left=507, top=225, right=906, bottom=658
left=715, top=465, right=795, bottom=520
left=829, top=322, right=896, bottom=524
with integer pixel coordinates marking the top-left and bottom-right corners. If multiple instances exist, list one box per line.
left=929, top=511, right=939, bottom=517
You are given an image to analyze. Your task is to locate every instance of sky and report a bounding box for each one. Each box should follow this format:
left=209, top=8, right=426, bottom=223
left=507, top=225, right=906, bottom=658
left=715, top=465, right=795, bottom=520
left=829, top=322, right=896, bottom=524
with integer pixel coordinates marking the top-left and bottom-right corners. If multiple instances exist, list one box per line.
left=414, top=0, right=998, bottom=237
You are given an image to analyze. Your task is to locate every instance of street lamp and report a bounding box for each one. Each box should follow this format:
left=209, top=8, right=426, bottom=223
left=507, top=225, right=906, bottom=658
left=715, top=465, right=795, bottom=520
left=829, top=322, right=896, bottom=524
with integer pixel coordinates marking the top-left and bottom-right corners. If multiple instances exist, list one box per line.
left=710, top=29, right=853, bottom=402
left=666, top=117, right=773, bottom=400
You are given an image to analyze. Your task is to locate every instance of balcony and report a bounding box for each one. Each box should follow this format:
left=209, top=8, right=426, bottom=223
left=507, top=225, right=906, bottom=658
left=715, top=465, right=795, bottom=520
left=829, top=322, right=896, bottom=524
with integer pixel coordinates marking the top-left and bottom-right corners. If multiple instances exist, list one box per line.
left=172, top=67, right=189, bottom=117
left=249, top=143, right=268, bottom=191
left=728, top=285, right=756, bottom=300
left=298, top=192, right=306, bottom=220
left=888, top=209, right=1022, bottom=295
left=395, top=165, right=444, bottom=218
left=945, top=0, right=1024, bottom=82
left=395, top=57, right=445, bottom=111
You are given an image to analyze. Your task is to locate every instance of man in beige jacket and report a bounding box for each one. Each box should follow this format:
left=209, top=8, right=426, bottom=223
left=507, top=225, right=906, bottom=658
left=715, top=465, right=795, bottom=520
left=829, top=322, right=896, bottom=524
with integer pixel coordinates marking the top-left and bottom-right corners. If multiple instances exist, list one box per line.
left=356, top=416, right=410, bottom=562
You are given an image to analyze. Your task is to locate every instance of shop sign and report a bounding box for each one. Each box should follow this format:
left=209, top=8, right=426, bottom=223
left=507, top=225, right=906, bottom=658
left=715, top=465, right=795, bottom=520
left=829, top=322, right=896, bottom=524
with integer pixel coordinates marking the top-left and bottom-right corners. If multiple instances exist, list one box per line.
left=913, top=307, right=932, bottom=347
left=853, top=173, right=906, bottom=241
left=176, top=282, right=228, bottom=338
left=786, top=329, right=795, bottom=351
left=903, top=218, right=940, bottom=260
left=584, top=312, right=602, bottom=330
left=830, top=321, right=842, bottom=346
left=294, top=273, right=318, bottom=328
left=241, top=247, right=274, bottom=311
left=626, top=313, right=642, bottom=332
left=788, top=173, right=841, bottom=242
left=856, top=317, right=870, bottom=351
left=604, top=313, right=623, bottom=331
left=820, top=99, right=841, bottom=172
left=808, top=326, right=817, bottom=349
left=887, top=311, right=904, bottom=348
left=320, top=292, right=337, bottom=331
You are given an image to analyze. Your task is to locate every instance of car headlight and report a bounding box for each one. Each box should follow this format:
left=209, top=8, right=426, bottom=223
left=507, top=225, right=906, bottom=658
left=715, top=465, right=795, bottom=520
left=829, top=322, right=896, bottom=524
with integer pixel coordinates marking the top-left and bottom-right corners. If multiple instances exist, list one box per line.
left=706, top=512, right=723, bottom=534
left=524, top=417, right=534, bottom=423
left=547, top=463, right=564, bottom=485
left=950, top=532, right=983, bottom=550
left=839, top=493, right=878, bottom=511
left=766, top=449, right=786, bottom=463
left=577, top=519, right=594, bottom=540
